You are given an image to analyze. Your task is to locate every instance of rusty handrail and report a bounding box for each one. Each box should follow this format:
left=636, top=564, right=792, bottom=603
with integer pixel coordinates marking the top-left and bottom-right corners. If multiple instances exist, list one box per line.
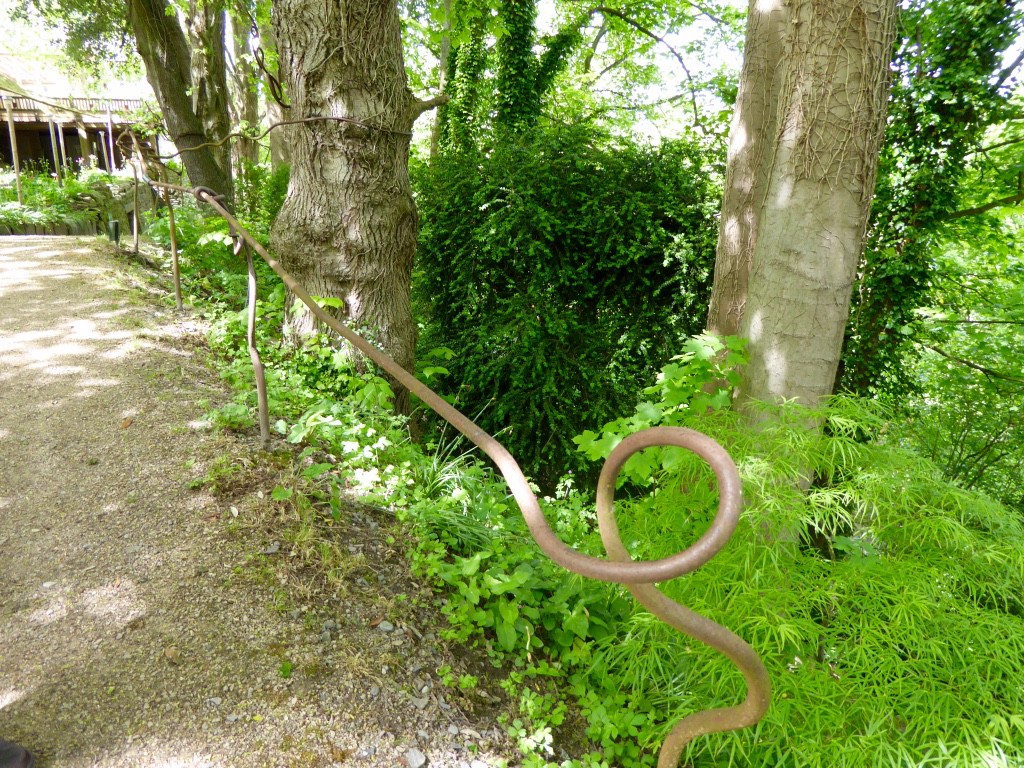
left=142, top=177, right=771, bottom=766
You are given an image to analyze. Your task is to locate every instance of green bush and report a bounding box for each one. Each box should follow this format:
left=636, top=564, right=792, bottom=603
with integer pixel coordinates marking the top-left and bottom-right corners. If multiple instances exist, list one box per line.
left=0, top=166, right=113, bottom=227
left=413, top=124, right=722, bottom=488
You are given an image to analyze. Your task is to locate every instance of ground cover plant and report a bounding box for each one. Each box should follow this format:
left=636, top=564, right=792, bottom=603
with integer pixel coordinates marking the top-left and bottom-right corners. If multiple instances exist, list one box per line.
left=0, top=166, right=118, bottom=228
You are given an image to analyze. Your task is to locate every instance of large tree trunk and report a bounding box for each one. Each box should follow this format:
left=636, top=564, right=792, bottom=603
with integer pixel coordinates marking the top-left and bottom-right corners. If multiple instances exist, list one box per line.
left=127, top=0, right=233, bottom=203
left=707, top=0, right=897, bottom=409
left=229, top=11, right=261, bottom=171
left=257, top=21, right=293, bottom=169
left=271, top=0, right=431, bottom=412
left=185, top=0, right=233, bottom=181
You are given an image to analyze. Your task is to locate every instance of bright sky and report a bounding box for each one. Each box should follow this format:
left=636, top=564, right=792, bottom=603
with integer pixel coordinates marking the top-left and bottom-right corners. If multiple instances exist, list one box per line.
left=0, top=0, right=151, bottom=100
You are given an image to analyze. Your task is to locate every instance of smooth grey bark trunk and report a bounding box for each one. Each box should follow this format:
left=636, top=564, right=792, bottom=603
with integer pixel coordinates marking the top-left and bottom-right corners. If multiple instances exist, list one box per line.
left=127, top=0, right=233, bottom=203
left=271, top=0, right=437, bottom=412
left=186, top=0, right=233, bottom=181
left=229, top=12, right=261, bottom=170
left=707, top=0, right=897, bottom=409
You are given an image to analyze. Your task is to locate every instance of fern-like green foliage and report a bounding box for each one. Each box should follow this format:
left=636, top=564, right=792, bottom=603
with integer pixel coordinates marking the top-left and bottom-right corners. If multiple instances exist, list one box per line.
left=577, top=336, right=1024, bottom=767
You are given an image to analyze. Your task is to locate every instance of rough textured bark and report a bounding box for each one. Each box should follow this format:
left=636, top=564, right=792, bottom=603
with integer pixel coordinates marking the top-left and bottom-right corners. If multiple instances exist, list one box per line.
left=707, top=0, right=897, bottom=408
left=127, top=0, right=233, bottom=202
left=271, top=0, right=432, bottom=411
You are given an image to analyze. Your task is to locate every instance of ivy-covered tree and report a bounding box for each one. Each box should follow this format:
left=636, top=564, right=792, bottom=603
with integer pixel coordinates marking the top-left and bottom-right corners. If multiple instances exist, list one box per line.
left=842, top=0, right=1024, bottom=395
left=707, top=0, right=897, bottom=411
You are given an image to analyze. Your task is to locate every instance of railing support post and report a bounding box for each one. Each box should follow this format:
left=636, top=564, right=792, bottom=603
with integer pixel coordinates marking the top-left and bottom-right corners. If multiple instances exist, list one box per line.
left=240, top=237, right=271, bottom=449
left=162, top=185, right=183, bottom=311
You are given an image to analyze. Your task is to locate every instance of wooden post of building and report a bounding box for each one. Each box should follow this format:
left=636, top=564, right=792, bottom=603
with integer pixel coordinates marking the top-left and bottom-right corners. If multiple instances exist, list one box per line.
left=77, top=123, right=88, bottom=167
left=47, top=119, right=62, bottom=185
left=2, top=95, right=23, bottom=204
left=98, top=130, right=111, bottom=171
left=56, top=119, right=69, bottom=172
left=105, top=104, right=116, bottom=170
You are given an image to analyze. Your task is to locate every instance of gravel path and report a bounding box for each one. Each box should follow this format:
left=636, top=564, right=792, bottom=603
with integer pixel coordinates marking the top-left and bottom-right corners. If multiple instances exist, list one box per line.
left=0, top=237, right=508, bottom=768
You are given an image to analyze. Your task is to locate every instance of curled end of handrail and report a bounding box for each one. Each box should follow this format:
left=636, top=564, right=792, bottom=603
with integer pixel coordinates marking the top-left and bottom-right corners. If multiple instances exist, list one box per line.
left=594, top=427, right=771, bottom=767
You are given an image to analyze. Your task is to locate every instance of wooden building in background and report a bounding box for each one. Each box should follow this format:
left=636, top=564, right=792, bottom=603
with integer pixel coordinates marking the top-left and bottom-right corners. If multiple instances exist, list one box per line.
left=1, top=93, right=144, bottom=173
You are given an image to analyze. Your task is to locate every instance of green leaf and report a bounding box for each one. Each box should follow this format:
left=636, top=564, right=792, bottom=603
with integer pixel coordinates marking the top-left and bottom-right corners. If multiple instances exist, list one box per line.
left=460, top=553, right=483, bottom=576
left=497, top=597, right=519, bottom=625
left=313, top=296, right=344, bottom=309
left=495, top=617, right=517, bottom=652
left=301, top=462, right=333, bottom=479
left=271, top=486, right=293, bottom=501
left=635, top=401, right=662, bottom=423
left=564, top=608, right=589, bottom=639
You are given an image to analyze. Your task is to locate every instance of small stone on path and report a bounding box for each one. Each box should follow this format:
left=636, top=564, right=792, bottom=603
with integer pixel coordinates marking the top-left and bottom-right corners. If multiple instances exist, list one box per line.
left=405, top=748, right=426, bottom=768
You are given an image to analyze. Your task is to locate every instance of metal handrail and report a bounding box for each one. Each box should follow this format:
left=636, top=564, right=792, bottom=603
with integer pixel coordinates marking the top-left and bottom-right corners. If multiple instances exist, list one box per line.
left=142, top=176, right=771, bottom=767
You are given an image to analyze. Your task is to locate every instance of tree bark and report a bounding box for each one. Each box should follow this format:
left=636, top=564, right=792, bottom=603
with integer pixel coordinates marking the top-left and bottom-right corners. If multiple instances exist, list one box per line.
left=127, top=0, right=233, bottom=203
left=186, top=0, right=233, bottom=181
left=229, top=11, right=261, bottom=171
left=258, top=20, right=292, bottom=168
left=271, top=0, right=427, bottom=412
left=707, top=0, right=897, bottom=409
left=706, top=6, right=789, bottom=339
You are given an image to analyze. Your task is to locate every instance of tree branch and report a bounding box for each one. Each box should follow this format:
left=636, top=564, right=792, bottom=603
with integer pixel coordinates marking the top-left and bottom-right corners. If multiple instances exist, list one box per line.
left=996, top=47, right=1024, bottom=88
left=919, top=342, right=1024, bottom=385
left=965, top=135, right=1024, bottom=157
left=587, top=6, right=706, bottom=134
left=930, top=318, right=1024, bottom=325
left=943, top=191, right=1024, bottom=221
left=579, top=91, right=687, bottom=121
left=582, top=19, right=608, bottom=73
left=412, top=93, right=450, bottom=119
left=597, top=52, right=637, bottom=79
left=678, top=0, right=726, bottom=26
